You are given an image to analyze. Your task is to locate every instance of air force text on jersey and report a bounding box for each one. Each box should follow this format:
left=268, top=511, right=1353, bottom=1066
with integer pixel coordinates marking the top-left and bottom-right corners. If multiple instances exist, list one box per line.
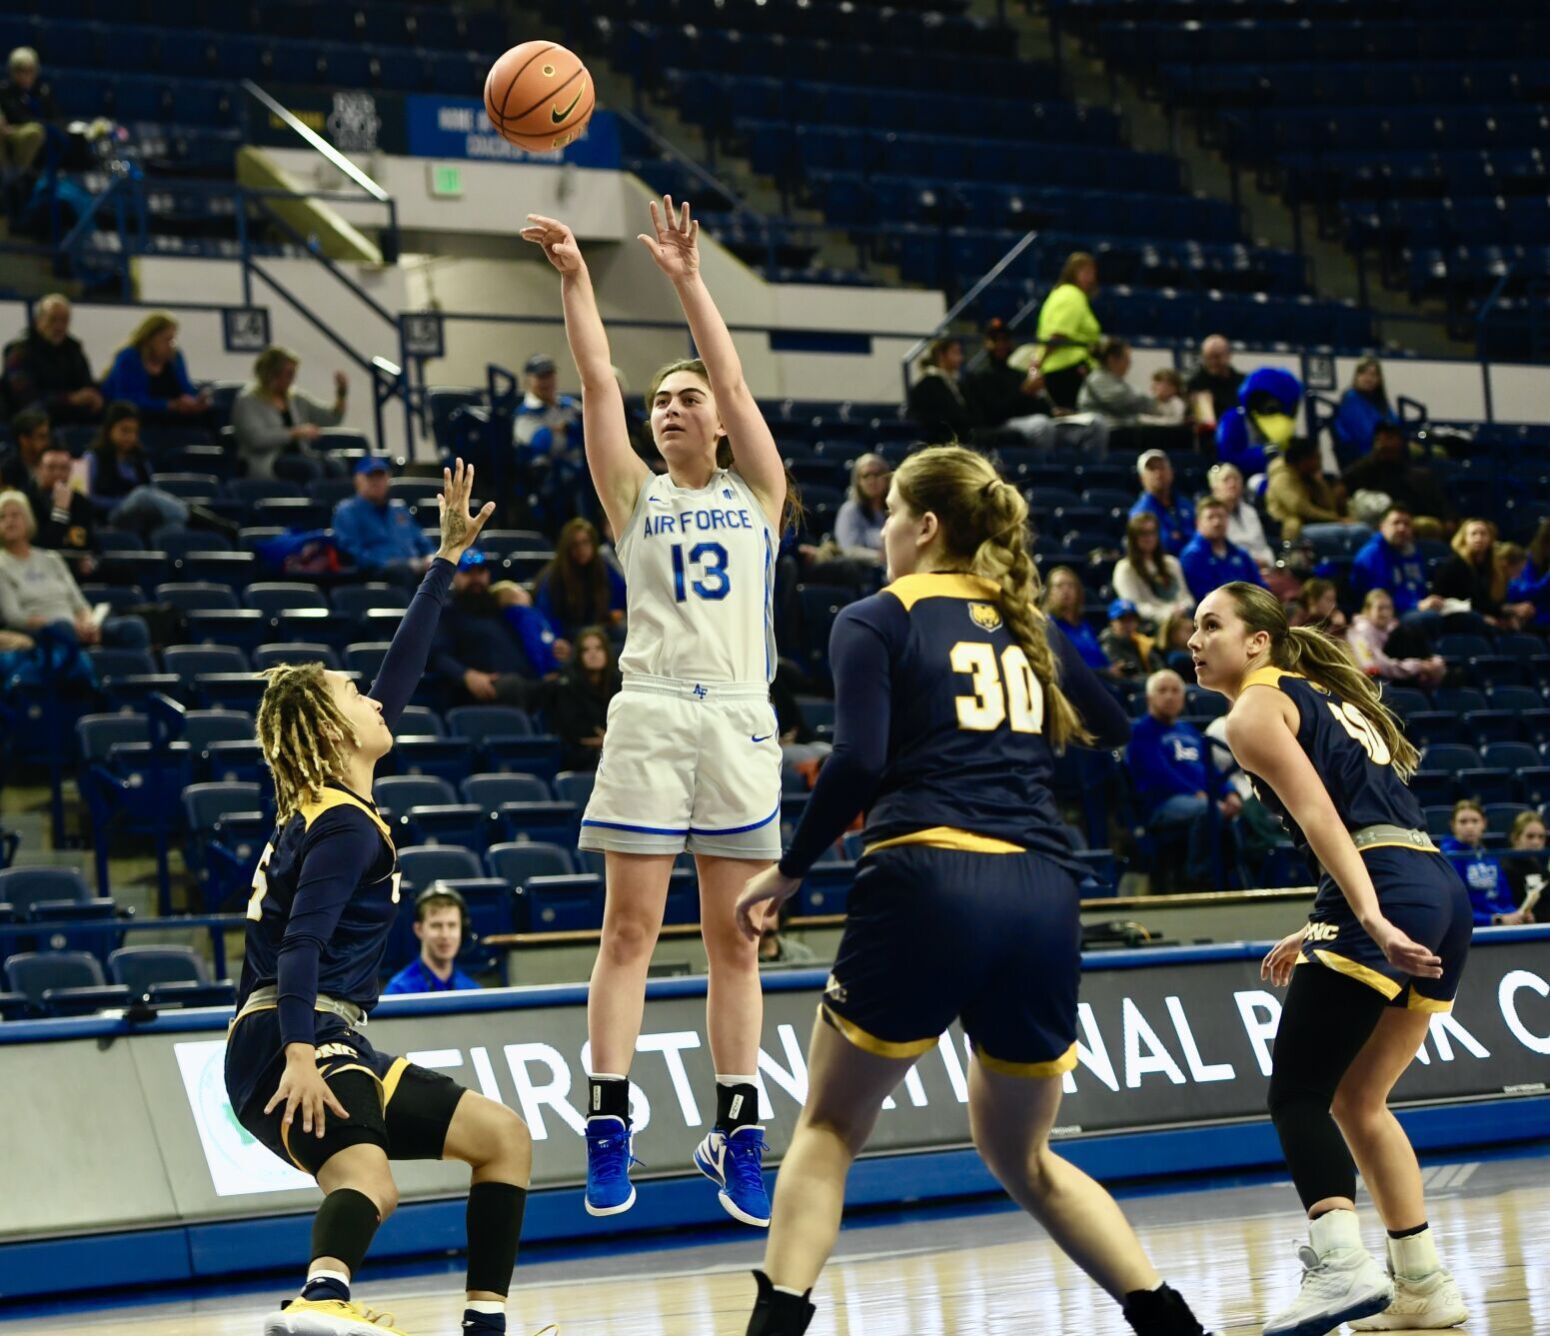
left=640, top=504, right=757, bottom=538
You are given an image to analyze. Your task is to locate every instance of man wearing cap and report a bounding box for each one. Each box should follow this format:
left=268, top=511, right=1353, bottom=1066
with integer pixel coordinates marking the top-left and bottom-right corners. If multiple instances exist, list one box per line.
left=431, top=548, right=565, bottom=703
left=330, top=458, right=436, bottom=580
left=1178, top=496, right=1267, bottom=601
left=514, top=352, right=586, bottom=525
left=1099, top=598, right=1163, bottom=679
left=1129, top=449, right=1196, bottom=556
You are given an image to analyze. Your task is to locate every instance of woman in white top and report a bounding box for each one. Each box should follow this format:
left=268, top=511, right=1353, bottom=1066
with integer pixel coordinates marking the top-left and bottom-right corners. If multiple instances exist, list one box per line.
left=1209, top=461, right=1273, bottom=569
left=523, top=199, right=789, bottom=1229
left=1111, top=512, right=1193, bottom=629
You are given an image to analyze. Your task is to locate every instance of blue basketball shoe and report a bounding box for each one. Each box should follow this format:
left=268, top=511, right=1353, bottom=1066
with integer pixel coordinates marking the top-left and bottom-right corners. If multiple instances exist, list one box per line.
left=584, top=1115, right=638, bottom=1216
left=693, top=1124, right=771, bottom=1227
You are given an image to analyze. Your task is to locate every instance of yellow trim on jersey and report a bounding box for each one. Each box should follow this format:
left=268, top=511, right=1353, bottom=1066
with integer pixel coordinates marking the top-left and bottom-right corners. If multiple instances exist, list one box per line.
left=883, top=572, right=1001, bottom=610
left=975, top=1042, right=1079, bottom=1079
left=300, top=787, right=394, bottom=848
left=1240, top=666, right=1307, bottom=693
left=1358, top=840, right=1441, bottom=856
left=821, top=1001, right=940, bottom=1059
left=279, top=1118, right=307, bottom=1172
left=863, top=826, right=1027, bottom=856
left=382, top=1056, right=410, bottom=1108
left=1406, top=991, right=1453, bottom=1014
left=1312, top=948, right=1402, bottom=1000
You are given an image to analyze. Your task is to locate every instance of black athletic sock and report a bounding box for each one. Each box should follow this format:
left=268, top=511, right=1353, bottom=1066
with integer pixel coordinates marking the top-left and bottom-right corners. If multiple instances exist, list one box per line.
left=715, top=1078, right=760, bottom=1133
left=1122, top=1282, right=1208, bottom=1336
left=1388, top=1220, right=1429, bottom=1240
left=587, top=1074, right=630, bottom=1122
left=310, top=1187, right=381, bottom=1277
left=465, top=1181, right=527, bottom=1297
left=746, top=1270, right=816, bottom=1336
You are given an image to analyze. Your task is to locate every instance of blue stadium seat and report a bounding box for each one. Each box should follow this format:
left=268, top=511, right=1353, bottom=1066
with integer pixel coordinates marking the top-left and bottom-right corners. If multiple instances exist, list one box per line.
left=496, top=802, right=579, bottom=847
left=552, top=771, right=596, bottom=809
left=374, top=776, right=458, bottom=820
left=398, top=705, right=444, bottom=737
left=521, top=874, right=604, bottom=933
left=330, top=584, right=412, bottom=618
left=462, top=774, right=552, bottom=807
left=109, top=945, right=209, bottom=993
left=3, top=950, right=124, bottom=1015
left=156, top=582, right=240, bottom=613
left=390, top=737, right=476, bottom=786
left=797, top=863, right=854, bottom=916
left=244, top=582, right=330, bottom=615
left=486, top=842, right=575, bottom=887
left=396, top=845, right=484, bottom=893
left=251, top=643, right=343, bottom=672
left=0, top=867, right=93, bottom=916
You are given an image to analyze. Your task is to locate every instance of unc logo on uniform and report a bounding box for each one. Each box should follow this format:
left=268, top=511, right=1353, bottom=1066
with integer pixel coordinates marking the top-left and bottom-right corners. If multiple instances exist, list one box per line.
left=968, top=602, right=1003, bottom=632
left=1302, top=921, right=1341, bottom=943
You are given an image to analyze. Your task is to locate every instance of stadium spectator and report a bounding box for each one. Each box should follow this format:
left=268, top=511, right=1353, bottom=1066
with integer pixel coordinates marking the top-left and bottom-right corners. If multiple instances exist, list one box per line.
left=1505, top=811, right=1546, bottom=921
left=964, top=317, right=1053, bottom=427
left=1178, top=496, right=1266, bottom=601
left=1148, top=368, right=1186, bottom=424
left=1508, top=519, right=1550, bottom=627
left=1441, top=800, right=1523, bottom=926
left=1215, top=366, right=1301, bottom=477
left=100, top=313, right=209, bottom=421
left=1346, top=590, right=1446, bottom=687
left=1129, top=448, right=1195, bottom=555
left=758, top=901, right=817, bottom=967
left=515, top=352, right=587, bottom=524
left=1185, top=334, right=1244, bottom=430
left=231, top=346, right=347, bottom=481
left=906, top=337, right=973, bottom=441
left=87, top=401, right=190, bottom=537
left=382, top=889, right=480, bottom=995
left=331, top=457, right=435, bottom=577
left=1264, top=437, right=1360, bottom=544
left=1126, top=668, right=1240, bottom=889
left=833, top=453, right=888, bottom=563
left=1077, top=337, right=1155, bottom=426
left=1111, top=512, right=1193, bottom=630
left=0, top=407, right=49, bottom=488
left=28, top=442, right=95, bottom=572
left=0, top=489, right=145, bottom=649
left=1033, top=251, right=1101, bottom=410
left=3, top=294, right=102, bottom=422
left=1288, top=578, right=1339, bottom=629
left=1341, top=421, right=1452, bottom=535
left=534, top=518, right=625, bottom=639
left=1207, top=461, right=1272, bottom=568
left=1099, top=598, right=1163, bottom=679
left=430, top=550, right=554, bottom=703
left=1332, top=357, right=1400, bottom=458
left=1158, top=610, right=1198, bottom=681
left=1350, top=505, right=1445, bottom=619
left=1431, top=517, right=1536, bottom=628
left=1043, top=564, right=1115, bottom=675
left=0, top=47, right=50, bottom=180
left=541, top=625, right=621, bottom=772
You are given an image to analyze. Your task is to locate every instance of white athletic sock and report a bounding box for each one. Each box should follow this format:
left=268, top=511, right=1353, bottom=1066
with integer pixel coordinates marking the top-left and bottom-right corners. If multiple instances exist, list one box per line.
left=773, top=1285, right=807, bottom=1297
left=305, top=1267, right=350, bottom=1287
left=1308, top=1208, right=1364, bottom=1259
left=1388, top=1227, right=1441, bottom=1279
left=717, top=1073, right=758, bottom=1085
left=465, top=1300, right=506, bottom=1314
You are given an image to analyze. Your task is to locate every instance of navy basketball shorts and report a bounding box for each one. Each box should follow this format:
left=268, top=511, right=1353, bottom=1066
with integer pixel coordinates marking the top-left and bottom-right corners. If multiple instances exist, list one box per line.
left=225, top=1009, right=466, bottom=1176
left=1297, top=847, right=1473, bottom=1012
left=822, top=845, right=1082, bottom=1076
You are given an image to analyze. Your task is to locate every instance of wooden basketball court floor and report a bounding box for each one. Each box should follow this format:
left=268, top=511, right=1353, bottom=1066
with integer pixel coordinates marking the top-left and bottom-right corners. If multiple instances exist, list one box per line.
left=2, top=1151, right=1544, bottom=1335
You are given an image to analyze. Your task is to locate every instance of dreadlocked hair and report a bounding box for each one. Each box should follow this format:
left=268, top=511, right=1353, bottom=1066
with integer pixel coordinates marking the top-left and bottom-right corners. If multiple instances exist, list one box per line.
left=892, top=444, right=1090, bottom=749
left=1218, top=581, right=1420, bottom=780
left=255, top=662, right=358, bottom=822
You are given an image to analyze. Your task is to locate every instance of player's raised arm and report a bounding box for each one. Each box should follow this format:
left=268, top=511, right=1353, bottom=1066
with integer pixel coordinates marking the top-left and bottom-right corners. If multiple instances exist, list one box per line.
left=521, top=213, right=649, bottom=540
left=638, top=196, right=785, bottom=529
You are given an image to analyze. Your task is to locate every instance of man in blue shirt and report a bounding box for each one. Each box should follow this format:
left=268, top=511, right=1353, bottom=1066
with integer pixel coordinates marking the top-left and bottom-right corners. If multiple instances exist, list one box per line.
left=332, top=458, right=436, bottom=578
left=383, top=887, right=482, bottom=994
left=514, top=352, right=588, bottom=526
left=1179, top=497, right=1267, bottom=601
left=1129, top=449, right=1195, bottom=555
left=1349, top=505, right=1445, bottom=619
left=1126, top=669, right=1240, bottom=889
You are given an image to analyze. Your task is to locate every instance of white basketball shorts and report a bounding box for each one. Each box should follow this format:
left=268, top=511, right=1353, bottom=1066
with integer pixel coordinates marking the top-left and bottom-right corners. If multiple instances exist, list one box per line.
left=578, top=674, right=782, bottom=859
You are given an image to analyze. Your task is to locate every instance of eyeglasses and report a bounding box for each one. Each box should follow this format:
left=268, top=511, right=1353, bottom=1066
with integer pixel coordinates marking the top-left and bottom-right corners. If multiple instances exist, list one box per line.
left=859, top=469, right=888, bottom=479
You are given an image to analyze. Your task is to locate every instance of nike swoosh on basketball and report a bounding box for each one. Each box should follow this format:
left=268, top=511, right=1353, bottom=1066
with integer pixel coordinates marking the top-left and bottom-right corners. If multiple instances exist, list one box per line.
left=751, top=733, right=773, bottom=743
left=551, top=90, right=583, bottom=124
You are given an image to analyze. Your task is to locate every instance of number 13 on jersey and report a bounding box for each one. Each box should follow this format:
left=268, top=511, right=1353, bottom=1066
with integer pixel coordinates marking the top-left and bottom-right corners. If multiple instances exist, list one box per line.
left=951, top=641, right=1044, bottom=733
left=671, top=541, right=730, bottom=602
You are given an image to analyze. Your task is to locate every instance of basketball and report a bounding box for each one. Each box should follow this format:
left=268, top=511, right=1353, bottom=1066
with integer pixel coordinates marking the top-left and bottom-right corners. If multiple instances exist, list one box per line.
left=484, top=41, right=595, bottom=153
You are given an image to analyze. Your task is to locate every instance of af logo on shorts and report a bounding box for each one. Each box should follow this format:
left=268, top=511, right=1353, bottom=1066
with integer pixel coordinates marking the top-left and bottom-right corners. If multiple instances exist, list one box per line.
left=968, top=603, right=1003, bottom=632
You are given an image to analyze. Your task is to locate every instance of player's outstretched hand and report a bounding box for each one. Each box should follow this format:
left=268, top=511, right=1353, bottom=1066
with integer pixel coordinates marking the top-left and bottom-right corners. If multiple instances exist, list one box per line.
left=1370, top=917, right=1444, bottom=979
left=638, top=195, right=699, bottom=282
left=266, top=1050, right=349, bottom=1139
left=436, top=458, right=496, bottom=563
left=735, top=864, right=800, bottom=941
left=520, top=214, right=584, bottom=274
left=1260, top=928, right=1306, bottom=988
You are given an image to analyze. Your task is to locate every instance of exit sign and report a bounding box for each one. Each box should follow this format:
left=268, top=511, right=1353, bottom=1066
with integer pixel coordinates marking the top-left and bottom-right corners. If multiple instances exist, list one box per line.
left=429, top=163, right=463, bottom=197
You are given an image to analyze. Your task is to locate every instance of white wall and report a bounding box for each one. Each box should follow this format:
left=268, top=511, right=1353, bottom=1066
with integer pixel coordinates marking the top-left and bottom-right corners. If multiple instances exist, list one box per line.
left=1334, top=355, right=1488, bottom=421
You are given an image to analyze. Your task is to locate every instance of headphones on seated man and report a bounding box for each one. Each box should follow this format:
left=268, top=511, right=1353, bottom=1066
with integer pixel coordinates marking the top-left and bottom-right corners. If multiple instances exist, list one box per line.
left=414, top=883, right=470, bottom=947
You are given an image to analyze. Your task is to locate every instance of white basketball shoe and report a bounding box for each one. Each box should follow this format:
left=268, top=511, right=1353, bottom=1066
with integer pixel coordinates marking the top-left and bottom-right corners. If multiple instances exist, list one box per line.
left=1350, top=1230, right=1468, bottom=1330
left=1262, top=1209, right=1394, bottom=1336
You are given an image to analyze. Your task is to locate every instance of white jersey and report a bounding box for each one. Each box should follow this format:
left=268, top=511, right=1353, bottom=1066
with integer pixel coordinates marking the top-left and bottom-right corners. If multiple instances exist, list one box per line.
left=615, top=468, right=776, bottom=684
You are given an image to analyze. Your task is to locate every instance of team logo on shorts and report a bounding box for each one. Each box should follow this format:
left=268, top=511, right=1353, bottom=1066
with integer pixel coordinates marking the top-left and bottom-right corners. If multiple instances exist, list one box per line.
left=968, top=602, right=1003, bottom=632
left=1302, top=921, right=1340, bottom=943
left=823, top=974, right=848, bottom=1004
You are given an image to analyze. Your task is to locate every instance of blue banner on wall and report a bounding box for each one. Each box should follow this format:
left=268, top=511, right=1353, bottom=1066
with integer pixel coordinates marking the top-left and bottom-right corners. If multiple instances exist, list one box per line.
left=404, top=97, right=621, bottom=167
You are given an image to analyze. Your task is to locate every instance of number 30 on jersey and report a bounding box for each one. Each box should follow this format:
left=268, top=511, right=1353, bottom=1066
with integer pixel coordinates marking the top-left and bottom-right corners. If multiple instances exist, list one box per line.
left=950, top=642, right=1045, bottom=733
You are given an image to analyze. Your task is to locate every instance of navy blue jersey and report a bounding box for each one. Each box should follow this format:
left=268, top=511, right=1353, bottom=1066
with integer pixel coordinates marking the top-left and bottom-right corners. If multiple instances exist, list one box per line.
left=780, top=573, right=1131, bottom=877
left=1238, top=667, right=1424, bottom=856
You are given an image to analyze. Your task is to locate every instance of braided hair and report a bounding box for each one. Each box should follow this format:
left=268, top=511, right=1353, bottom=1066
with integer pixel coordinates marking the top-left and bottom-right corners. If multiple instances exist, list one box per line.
left=255, top=662, right=359, bottom=822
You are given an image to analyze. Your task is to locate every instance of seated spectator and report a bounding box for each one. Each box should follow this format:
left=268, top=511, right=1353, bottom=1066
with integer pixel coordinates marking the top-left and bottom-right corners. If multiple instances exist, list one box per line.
left=515, top=352, right=587, bottom=524
left=3, top=294, right=102, bottom=423
left=1509, top=519, right=1550, bottom=628
left=1077, top=337, right=1155, bottom=426
left=759, top=901, right=817, bottom=967
left=1129, top=448, right=1195, bottom=555
left=1505, top=811, right=1545, bottom=922
left=29, top=441, right=95, bottom=573
left=1441, top=800, right=1523, bottom=926
left=1043, top=564, right=1115, bottom=675
left=1288, top=578, right=1338, bottom=629
left=1346, top=590, right=1446, bottom=687
left=833, top=453, right=888, bottom=564
left=1264, top=437, right=1361, bottom=544
left=535, top=518, right=626, bottom=639
left=1216, top=366, right=1301, bottom=478
left=1148, top=368, right=1186, bottom=424
left=1112, top=512, right=1194, bottom=630
left=0, top=406, right=50, bottom=488
left=491, top=577, right=567, bottom=676
left=1342, top=421, right=1452, bottom=536
left=0, top=489, right=145, bottom=649
left=1350, top=506, right=1445, bottom=620
left=1332, top=357, right=1399, bottom=459
left=100, top=313, right=210, bottom=421
left=906, top=337, right=974, bottom=441
left=1126, top=668, right=1240, bottom=890
left=1185, top=334, right=1244, bottom=431
left=231, top=346, right=347, bottom=481
left=1099, top=598, right=1163, bottom=679
left=87, top=401, right=190, bottom=537
left=0, top=47, right=50, bottom=182
left=382, top=888, right=481, bottom=995
left=1158, top=610, right=1197, bottom=682
left=431, top=549, right=552, bottom=703
left=332, top=457, right=435, bottom=578
left=1033, top=251, right=1101, bottom=410
left=541, top=625, right=622, bottom=772
left=964, top=317, right=1053, bottom=428
left=1207, top=461, right=1272, bottom=568
left=1178, top=497, right=1266, bottom=601
left=1432, top=517, right=1536, bottom=629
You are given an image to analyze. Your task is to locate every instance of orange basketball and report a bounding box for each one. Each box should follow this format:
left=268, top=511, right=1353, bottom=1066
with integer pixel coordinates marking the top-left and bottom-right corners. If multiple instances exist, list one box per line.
left=484, top=41, right=595, bottom=153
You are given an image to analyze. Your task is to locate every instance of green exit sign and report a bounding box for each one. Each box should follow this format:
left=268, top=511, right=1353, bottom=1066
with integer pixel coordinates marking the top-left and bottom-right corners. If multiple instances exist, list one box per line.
left=429, top=163, right=463, bottom=198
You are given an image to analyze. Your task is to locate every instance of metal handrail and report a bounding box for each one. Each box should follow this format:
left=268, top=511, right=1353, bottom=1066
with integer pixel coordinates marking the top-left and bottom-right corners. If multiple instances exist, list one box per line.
left=239, top=79, right=390, bottom=204
left=1474, top=262, right=1517, bottom=364
left=610, top=104, right=765, bottom=225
